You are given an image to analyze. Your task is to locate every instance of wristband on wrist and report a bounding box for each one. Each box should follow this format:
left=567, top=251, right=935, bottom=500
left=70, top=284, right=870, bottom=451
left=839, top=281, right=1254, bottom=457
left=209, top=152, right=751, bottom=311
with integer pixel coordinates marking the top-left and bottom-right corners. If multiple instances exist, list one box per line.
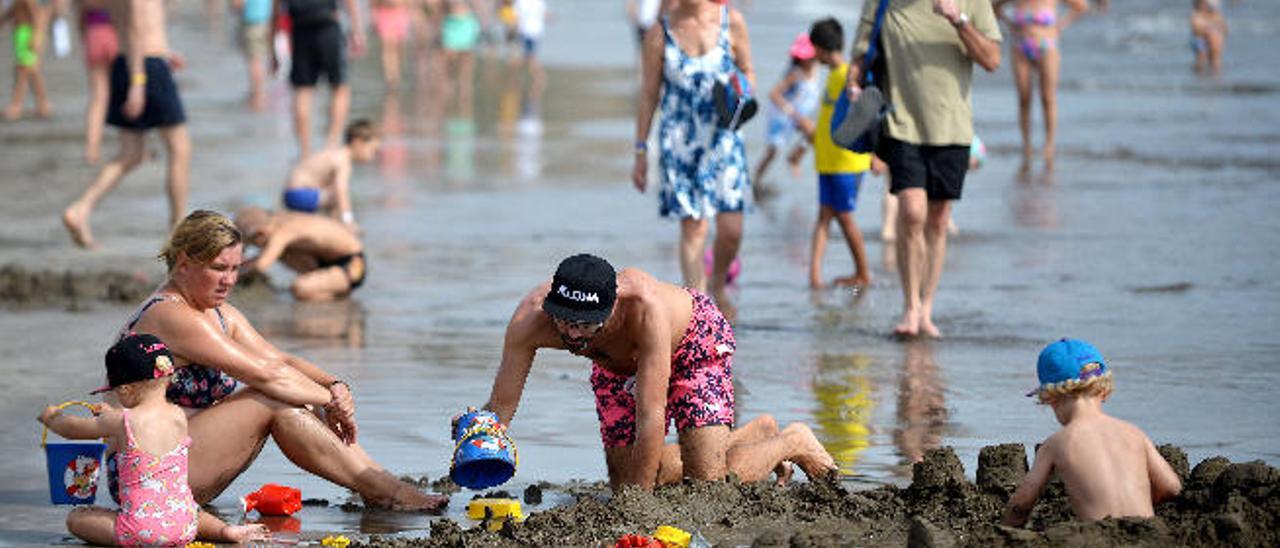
left=341, top=211, right=355, bottom=224
left=633, top=140, right=648, bottom=155
left=131, top=72, right=147, bottom=86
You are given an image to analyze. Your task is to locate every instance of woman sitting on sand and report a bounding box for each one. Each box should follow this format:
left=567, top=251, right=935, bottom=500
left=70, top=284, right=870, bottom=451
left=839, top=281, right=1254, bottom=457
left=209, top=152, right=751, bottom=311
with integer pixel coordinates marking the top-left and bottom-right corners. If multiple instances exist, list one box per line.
left=103, top=210, right=446, bottom=511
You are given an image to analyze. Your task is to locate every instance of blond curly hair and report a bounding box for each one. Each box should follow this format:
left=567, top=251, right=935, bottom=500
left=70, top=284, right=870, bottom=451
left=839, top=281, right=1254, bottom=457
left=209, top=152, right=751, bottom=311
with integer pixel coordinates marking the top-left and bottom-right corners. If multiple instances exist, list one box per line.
left=1037, top=364, right=1113, bottom=404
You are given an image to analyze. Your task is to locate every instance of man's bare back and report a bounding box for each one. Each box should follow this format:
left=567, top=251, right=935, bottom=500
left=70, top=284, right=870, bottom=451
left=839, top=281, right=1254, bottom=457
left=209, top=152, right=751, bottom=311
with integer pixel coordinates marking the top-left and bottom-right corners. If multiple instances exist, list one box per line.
left=112, top=0, right=169, bottom=56
left=259, top=211, right=361, bottom=263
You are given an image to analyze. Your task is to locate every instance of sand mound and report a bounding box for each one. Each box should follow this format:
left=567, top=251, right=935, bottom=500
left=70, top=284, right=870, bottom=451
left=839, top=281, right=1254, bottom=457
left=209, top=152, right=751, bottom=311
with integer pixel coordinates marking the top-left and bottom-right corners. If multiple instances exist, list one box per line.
left=358, top=444, right=1279, bottom=547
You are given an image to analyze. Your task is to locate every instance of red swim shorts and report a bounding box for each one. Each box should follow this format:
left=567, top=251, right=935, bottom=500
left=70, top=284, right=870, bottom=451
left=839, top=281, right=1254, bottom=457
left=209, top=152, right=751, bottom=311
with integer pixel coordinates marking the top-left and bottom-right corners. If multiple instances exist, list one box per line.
left=590, top=289, right=736, bottom=448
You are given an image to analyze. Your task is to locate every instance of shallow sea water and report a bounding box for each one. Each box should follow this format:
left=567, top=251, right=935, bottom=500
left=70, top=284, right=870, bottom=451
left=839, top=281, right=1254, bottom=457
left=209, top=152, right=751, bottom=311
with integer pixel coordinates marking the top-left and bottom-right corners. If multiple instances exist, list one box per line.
left=0, top=0, right=1277, bottom=543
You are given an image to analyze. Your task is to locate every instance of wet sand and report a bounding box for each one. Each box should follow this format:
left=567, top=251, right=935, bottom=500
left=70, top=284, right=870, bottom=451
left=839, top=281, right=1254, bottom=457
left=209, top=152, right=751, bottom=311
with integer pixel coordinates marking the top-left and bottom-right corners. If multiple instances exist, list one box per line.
left=1, top=0, right=1279, bottom=544
left=354, top=445, right=1279, bottom=548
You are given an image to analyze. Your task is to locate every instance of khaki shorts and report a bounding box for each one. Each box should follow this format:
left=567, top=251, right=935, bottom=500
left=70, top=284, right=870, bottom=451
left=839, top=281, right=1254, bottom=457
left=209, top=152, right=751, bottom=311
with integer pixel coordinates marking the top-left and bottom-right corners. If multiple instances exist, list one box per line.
left=240, top=21, right=270, bottom=59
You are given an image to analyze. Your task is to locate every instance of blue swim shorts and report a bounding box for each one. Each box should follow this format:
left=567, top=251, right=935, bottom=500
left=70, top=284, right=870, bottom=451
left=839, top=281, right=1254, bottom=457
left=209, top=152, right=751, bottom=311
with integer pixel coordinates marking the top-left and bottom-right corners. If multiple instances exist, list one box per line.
left=818, top=173, right=862, bottom=213
left=283, top=187, right=321, bottom=213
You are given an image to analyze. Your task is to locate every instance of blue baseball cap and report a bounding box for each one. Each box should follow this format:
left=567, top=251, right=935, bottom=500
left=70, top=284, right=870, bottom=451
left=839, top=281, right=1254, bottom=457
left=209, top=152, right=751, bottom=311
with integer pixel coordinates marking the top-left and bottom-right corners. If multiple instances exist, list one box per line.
left=1028, top=338, right=1109, bottom=397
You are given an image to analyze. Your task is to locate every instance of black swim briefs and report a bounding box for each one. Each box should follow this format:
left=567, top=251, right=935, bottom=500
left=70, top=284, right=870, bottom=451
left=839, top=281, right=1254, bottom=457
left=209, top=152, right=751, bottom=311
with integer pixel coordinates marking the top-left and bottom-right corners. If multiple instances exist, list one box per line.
left=318, top=251, right=366, bottom=290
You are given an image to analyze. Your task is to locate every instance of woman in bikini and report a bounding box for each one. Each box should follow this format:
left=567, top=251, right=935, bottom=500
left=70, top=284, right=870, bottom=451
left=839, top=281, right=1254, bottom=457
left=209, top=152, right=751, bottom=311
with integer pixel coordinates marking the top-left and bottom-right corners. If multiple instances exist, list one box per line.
left=994, top=0, right=1088, bottom=172
left=108, top=210, right=447, bottom=511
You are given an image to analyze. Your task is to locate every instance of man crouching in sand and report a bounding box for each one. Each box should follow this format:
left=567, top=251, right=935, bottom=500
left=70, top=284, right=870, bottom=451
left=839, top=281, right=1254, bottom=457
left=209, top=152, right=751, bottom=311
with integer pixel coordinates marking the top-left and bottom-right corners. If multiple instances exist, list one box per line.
left=1003, top=339, right=1183, bottom=527
left=235, top=207, right=366, bottom=301
left=482, top=253, right=838, bottom=490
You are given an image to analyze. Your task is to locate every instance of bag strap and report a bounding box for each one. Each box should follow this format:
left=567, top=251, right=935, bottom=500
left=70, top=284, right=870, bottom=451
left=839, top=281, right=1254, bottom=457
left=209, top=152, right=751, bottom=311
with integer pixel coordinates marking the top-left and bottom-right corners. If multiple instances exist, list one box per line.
left=861, top=0, right=891, bottom=86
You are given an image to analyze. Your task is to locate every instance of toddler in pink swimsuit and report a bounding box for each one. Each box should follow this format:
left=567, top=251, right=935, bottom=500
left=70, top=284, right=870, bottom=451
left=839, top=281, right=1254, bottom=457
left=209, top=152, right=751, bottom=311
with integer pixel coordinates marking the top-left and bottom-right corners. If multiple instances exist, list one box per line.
left=38, top=333, right=267, bottom=546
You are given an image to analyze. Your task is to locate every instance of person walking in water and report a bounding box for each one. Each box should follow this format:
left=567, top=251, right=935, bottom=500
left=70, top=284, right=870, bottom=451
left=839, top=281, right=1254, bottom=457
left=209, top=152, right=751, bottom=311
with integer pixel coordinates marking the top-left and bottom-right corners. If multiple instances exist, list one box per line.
left=994, top=0, right=1088, bottom=173
left=2, top=0, right=53, bottom=120
left=751, top=32, right=819, bottom=199
left=850, top=0, right=1001, bottom=337
left=633, top=0, right=755, bottom=319
left=62, top=0, right=192, bottom=249
left=77, top=0, right=120, bottom=163
left=1189, top=0, right=1227, bottom=76
left=270, top=0, right=366, bottom=158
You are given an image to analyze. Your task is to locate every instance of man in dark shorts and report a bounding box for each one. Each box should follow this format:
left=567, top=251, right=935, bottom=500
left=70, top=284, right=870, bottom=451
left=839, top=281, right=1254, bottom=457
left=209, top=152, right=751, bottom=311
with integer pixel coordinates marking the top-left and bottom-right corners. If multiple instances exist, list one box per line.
left=848, top=0, right=1002, bottom=337
left=62, top=0, right=190, bottom=250
left=235, top=207, right=367, bottom=301
left=481, top=254, right=837, bottom=490
left=270, top=0, right=365, bottom=158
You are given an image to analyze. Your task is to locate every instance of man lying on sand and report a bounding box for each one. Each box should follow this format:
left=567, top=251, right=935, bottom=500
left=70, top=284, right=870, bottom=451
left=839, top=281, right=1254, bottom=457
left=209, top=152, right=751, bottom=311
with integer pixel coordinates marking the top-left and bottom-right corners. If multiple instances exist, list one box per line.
left=481, top=254, right=838, bottom=490
left=235, top=207, right=367, bottom=301
left=1003, top=339, right=1183, bottom=526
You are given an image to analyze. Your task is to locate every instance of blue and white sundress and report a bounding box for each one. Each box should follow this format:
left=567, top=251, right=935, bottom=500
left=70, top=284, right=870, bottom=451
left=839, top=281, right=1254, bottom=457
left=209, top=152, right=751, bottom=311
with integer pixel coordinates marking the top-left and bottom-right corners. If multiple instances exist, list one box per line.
left=657, top=7, right=749, bottom=220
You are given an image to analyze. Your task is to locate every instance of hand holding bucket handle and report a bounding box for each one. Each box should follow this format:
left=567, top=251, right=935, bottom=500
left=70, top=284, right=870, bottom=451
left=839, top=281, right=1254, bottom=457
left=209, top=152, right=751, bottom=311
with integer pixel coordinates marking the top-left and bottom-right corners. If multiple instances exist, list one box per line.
left=40, top=401, right=109, bottom=505
left=39, top=401, right=106, bottom=446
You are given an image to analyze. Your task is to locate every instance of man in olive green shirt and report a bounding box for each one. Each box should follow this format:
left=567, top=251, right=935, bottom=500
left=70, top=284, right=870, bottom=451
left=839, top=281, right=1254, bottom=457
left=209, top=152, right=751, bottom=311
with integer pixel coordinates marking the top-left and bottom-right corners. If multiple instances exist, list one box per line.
left=848, top=0, right=1001, bottom=337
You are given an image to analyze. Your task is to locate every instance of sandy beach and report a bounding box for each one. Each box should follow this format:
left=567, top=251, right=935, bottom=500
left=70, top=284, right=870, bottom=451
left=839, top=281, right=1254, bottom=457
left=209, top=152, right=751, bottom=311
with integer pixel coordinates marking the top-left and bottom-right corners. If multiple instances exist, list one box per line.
left=1, top=0, right=1278, bottom=545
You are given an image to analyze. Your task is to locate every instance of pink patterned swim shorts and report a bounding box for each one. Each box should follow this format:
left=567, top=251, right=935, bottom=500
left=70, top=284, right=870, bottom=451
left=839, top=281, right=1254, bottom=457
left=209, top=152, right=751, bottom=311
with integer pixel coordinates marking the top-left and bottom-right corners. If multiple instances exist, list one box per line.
left=590, top=288, right=736, bottom=448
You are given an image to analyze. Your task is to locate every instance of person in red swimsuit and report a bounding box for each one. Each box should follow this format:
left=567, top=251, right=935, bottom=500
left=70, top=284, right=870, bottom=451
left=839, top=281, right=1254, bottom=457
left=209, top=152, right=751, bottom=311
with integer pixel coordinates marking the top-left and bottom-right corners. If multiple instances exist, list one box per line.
left=482, top=254, right=837, bottom=490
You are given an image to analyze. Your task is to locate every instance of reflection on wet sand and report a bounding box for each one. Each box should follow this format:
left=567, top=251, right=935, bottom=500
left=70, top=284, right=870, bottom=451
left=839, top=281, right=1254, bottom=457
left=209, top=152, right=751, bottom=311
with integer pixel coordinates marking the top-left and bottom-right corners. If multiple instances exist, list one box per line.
left=1010, top=171, right=1062, bottom=230
left=893, top=341, right=948, bottom=468
left=497, top=60, right=546, bottom=181
left=256, top=300, right=368, bottom=348
left=379, top=92, right=410, bottom=188
left=810, top=353, right=875, bottom=475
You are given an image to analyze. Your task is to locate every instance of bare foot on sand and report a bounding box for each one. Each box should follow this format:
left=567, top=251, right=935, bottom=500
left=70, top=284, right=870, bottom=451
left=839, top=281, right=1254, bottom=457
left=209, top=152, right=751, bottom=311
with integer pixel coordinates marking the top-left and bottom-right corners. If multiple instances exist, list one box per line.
left=61, top=205, right=98, bottom=250
left=374, top=478, right=449, bottom=513
left=712, top=287, right=737, bottom=324
left=809, top=273, right=825, bottom=289
left=2, top=105, right=20, bottom=121
left=396, top=492, right=449, bottom=513
left=785, top=423, right=839, bottom=482
left=222, top=523, right=270, bottom=543
left=893, top=310, right=920, bottom=338
left=919, top=316, right=942, bottom=338
left=774, top=460, right=795, bottom=486
left=36, top=103, right=52, bottom=119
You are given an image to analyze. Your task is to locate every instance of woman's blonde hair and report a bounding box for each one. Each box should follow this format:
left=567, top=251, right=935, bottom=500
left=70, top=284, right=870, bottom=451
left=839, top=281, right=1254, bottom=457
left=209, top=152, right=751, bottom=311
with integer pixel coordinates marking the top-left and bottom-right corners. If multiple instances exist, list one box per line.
left=1037, top=371, right=1113, bottom=404
left=158, top=210, right=243, bottom=271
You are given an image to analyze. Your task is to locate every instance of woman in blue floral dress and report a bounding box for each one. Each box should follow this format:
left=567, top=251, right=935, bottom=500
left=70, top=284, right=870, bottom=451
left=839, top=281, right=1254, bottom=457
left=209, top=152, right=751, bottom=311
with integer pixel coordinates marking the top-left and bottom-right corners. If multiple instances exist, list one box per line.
left=633, top=0, right=755, bottom=314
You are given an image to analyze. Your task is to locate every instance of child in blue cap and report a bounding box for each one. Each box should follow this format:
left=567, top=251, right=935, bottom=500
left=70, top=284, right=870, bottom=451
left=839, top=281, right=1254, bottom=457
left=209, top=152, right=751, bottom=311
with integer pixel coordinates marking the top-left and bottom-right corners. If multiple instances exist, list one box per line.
left=1002, top=338, right=1183, bottom=527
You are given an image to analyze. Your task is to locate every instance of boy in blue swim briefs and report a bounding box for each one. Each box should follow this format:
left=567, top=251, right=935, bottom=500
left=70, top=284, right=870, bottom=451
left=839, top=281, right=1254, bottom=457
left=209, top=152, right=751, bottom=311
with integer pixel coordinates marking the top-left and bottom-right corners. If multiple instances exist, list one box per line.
left=807, top=18, right=871, bottom=289
left=282, top=119, right=379, bottom=233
